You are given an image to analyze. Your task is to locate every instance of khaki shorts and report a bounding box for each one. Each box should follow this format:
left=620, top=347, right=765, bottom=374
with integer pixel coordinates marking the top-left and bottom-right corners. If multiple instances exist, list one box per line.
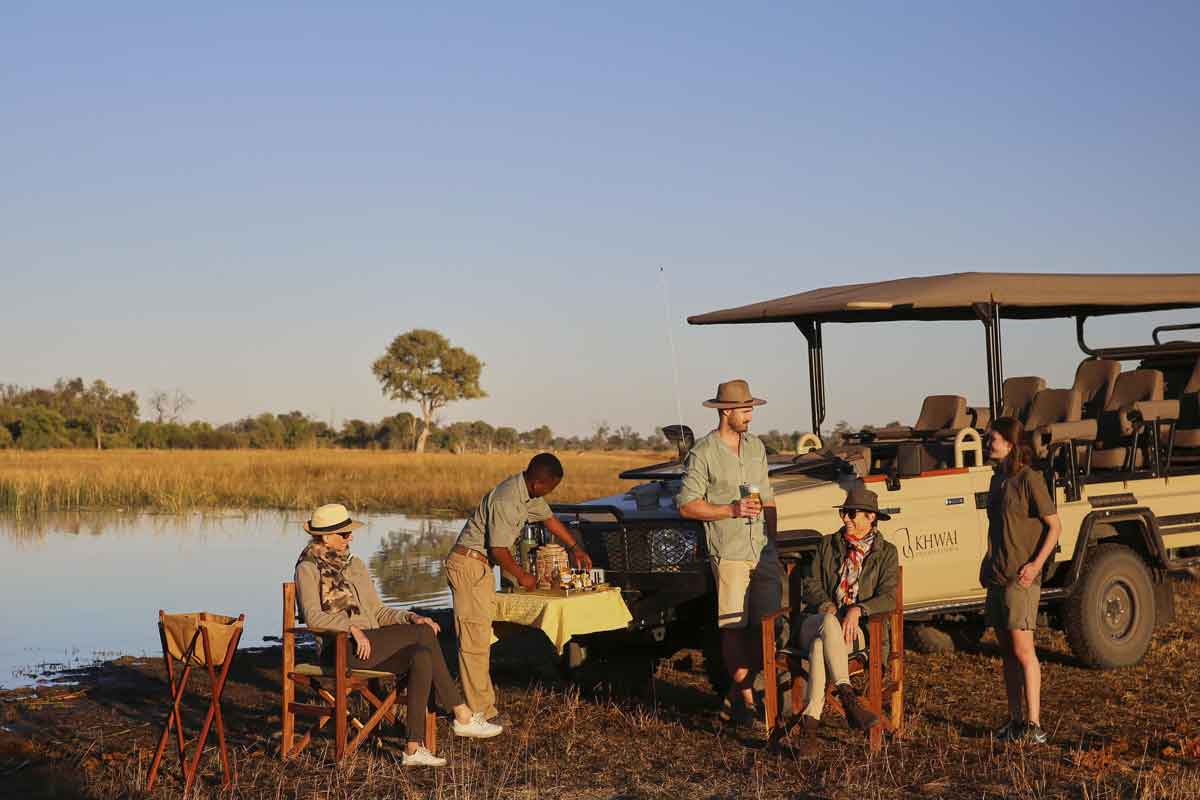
left=986, top=582, right=1041, bottom=631
left=711, top=556, right=782, bottom=630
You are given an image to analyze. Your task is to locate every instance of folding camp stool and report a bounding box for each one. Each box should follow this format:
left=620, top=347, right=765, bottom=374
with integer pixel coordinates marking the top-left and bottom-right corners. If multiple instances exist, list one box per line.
left=147, top=610, right=245, bottom=795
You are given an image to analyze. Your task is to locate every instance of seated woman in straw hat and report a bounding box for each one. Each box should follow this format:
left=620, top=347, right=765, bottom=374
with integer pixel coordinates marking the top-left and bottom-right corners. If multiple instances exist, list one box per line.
left=295, top=503, right=502, bottom=767
left=791, top=486, right=899, bottom=739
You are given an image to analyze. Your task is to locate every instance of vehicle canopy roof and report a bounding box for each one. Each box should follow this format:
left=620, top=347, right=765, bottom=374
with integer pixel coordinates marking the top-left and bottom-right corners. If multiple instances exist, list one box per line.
left=688, top=272, right=1200, bottom=326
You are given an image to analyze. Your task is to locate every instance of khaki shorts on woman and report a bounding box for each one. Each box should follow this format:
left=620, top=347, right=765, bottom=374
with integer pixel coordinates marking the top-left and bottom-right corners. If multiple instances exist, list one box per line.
left=985, top=582, right=1040, bottom=631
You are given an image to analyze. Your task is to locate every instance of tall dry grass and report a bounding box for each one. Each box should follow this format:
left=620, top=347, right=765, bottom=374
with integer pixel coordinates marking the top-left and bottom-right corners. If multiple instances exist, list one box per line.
left=0, top=449, right=658, bottom=516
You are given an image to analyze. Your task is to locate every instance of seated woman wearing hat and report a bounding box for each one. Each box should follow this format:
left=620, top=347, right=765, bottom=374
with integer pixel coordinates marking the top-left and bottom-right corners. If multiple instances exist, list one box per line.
left=792, top=486, right=899, bottom=738
left=295, top=503, right=501, bottom=767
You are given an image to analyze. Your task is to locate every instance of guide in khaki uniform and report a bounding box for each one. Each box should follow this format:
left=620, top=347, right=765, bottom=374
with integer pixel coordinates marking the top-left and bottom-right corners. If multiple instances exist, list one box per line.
left=445, top=453, right=592, bottom=723
left=676, top=379, right=782, bottom=727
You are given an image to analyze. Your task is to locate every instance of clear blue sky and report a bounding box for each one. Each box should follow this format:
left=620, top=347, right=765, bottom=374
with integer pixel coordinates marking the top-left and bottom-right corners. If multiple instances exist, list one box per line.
left=4, top=2, right=1198, bottom=437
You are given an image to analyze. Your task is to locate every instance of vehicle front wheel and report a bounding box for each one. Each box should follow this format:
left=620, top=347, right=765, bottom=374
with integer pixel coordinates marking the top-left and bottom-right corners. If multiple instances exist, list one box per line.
left=1064, top=544, right=1156, bottom=669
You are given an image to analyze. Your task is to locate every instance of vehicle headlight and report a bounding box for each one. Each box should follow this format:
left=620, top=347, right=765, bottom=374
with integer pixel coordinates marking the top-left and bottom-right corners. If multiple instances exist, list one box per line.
left=649, top=528, right=698, bottom=568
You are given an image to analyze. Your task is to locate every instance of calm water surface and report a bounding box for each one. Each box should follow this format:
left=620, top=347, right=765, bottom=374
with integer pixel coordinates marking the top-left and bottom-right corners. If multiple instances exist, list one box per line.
left=0, top=511, right=467, bottom=688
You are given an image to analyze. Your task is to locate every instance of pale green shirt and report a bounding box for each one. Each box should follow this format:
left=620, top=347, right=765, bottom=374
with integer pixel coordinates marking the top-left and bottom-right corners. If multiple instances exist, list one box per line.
left=455, top=471, right=553, bottom=555
left=675, top=431, right=776, bottom=562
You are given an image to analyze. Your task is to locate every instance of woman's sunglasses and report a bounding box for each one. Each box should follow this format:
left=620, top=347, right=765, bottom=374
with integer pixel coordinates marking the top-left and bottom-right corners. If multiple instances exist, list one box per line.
left=839, top=508, right=870, bottom=519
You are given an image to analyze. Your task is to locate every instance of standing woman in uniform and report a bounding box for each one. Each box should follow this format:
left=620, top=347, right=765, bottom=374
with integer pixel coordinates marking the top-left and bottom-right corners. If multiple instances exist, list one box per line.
left=980, top=418, right=1062, bottom=744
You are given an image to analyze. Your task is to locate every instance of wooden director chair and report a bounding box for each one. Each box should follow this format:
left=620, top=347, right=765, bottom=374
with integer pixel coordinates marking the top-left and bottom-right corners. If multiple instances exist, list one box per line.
left=280, top=582, right=437, bottom=760
left=147, top=610, right=245, bottom=795
left=761, top=566, right=904, bottom=752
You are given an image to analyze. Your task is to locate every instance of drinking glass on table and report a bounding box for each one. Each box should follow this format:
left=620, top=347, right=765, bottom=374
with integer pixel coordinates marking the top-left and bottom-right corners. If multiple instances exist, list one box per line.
left=739, top=483, right=762, bottom=526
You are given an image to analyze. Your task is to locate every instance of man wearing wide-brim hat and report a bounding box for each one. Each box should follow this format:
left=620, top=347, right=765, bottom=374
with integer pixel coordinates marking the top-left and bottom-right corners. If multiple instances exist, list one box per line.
left=676, top=379, right=782, bottom=727
left=790, top=485, right=900, bottom=740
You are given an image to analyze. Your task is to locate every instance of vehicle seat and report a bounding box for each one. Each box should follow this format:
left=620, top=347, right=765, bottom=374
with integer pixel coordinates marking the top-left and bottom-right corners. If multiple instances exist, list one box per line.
left=873, top=395, right=968, bottom=441
left=1072, top=359, right=1121, bottom=419
left=1002, top=376, right=1046, bottom=422
left=1091, top=370, right=1180, bottom=470
left=1025, top=389, right=1089, bottom=459
left=970, top=376, right=1046, bottom=430
left=1169, top=356, right=1200, bottom=463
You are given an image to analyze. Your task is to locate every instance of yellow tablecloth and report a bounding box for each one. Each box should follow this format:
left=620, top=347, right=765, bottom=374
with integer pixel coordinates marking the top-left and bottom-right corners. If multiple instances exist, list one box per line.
left=492, top=588, right=633, bottom=654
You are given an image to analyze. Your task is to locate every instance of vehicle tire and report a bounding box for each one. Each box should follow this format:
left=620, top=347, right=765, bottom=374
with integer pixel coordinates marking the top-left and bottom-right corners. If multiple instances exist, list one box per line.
left=906, top=623, right=955, bottom=654
left=1064, top=544, right=1156, bottom=669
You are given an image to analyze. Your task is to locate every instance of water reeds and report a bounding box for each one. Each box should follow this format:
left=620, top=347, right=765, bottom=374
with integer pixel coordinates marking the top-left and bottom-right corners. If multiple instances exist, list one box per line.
left=0, top=449, right=655, bottom=516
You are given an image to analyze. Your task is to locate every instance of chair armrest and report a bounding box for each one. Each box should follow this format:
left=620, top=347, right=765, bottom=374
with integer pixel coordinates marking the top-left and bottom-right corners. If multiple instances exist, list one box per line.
left=1032, top=419, right=1097, bottom=457
left=286, top=625, right=348, bottom=640
left=761, top=606, right=791, bottom=631
left=1132, top=399, right=1180, bottom=424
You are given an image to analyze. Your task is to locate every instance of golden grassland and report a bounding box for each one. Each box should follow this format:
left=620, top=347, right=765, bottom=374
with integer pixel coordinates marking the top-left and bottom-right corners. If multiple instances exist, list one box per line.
left=0, top=449, right=662, bottom=516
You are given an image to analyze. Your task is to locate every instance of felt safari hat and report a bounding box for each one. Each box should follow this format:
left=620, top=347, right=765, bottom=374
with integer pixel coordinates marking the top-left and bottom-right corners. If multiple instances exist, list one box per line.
left=834, top=486, right=891, bottom=521
left=303, top=503, right=365, bottom=536
left=702, top=379, right=767, bottom=409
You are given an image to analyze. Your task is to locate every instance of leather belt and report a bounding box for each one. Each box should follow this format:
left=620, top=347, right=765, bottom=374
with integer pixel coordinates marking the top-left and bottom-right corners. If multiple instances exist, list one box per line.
left=451, top=545, right=491, bottom=565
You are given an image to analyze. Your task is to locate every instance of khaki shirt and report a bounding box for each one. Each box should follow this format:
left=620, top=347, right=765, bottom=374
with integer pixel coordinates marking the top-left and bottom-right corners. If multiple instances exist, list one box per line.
left=295, top=555, right=414, bottom=633
left=455, top=472, right=553, bottom=555
left=982, top=465, right=1056, bottom=586
left=675, top=431, right=776, bottom=562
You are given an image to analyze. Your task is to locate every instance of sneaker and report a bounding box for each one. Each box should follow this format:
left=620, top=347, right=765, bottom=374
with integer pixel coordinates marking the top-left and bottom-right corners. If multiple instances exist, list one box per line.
left=994, top=719, right=1023, bottom=741
left=402, top=745, right=446, bottom=767
left=1019, top=722, right=1048, bottom=744
left=453, top=712, right=504, bottom=739
left=485, top=712, right=513, bottom=728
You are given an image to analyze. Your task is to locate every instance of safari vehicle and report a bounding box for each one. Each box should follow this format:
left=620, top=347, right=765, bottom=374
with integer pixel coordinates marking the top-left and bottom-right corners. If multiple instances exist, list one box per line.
left=544, top=273, right=1200, bottom=687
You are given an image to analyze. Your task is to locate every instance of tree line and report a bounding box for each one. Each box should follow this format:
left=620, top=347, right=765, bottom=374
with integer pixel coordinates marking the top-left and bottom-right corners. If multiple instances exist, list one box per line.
left=0, top=378, right=678, bottom=452
left=1, top=331, right=883, bottom=453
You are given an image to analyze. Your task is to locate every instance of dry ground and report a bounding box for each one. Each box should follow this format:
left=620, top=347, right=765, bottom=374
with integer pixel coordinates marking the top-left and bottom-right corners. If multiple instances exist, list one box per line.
left=3, top=578, right=1198, bottom=800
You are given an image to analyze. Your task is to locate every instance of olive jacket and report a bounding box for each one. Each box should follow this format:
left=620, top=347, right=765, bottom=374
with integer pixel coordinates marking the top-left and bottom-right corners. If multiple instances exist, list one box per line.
left=800, top=530, right=900, bottom=659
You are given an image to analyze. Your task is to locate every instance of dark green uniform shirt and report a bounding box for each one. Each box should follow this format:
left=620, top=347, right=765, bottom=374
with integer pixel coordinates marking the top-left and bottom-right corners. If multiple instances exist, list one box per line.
left=982, top=465, right=1056, bottom=586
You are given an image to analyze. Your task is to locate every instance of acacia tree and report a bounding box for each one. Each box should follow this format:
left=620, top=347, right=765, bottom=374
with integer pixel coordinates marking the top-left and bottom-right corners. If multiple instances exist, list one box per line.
left=81, top=379, right=139, bottom=449
left=371, top=329, right=486, bottom=453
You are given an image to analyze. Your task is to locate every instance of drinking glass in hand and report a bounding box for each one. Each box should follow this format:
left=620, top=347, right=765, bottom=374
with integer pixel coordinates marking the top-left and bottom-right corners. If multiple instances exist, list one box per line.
left=739, top=483, right=762, bottom=526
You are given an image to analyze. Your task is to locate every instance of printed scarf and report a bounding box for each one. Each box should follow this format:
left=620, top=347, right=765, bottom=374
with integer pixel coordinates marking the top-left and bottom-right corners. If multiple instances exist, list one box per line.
left=835, top=528, right=877, bottom=607
left=296, top=541, right=360, bottom=617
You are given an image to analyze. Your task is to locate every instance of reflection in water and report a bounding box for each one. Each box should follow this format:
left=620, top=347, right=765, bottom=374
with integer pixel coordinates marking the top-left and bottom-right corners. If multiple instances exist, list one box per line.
left=0, top=511, right=464, bottom=688
left=369, top=519, right=459, bottom=606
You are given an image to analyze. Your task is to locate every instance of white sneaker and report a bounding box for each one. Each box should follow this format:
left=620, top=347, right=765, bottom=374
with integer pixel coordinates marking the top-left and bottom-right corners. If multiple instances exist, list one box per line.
left=401, top=745, right=446, bottom=767
left=453, top=712, right=503, bottom=739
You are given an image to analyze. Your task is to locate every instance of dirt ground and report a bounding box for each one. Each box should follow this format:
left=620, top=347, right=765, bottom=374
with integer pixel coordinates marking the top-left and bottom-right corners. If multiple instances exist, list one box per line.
left=3, top=579, right=1199, bottom=800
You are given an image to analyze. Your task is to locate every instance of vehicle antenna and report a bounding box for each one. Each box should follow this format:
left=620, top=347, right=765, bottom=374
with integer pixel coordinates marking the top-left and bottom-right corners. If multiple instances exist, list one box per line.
left=659, top=266, right=686, bottom=442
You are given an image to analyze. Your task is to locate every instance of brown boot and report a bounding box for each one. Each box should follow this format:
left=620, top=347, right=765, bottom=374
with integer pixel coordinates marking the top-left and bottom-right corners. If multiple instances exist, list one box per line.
left=835, top=683, right=880, bottom=731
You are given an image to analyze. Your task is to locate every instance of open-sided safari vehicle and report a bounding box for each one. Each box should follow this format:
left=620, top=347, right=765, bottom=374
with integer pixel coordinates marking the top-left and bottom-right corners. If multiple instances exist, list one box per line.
left=542, top=273, right=1200, bottom=688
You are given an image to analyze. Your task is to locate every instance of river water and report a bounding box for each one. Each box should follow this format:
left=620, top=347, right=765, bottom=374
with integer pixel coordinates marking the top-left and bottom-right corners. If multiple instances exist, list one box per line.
left=0, top=511, right=466, bottom=688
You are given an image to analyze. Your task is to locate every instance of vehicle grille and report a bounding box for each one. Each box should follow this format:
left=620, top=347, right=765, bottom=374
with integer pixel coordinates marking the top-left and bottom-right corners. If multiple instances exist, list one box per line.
left=581, top=524, right=708, bottom=574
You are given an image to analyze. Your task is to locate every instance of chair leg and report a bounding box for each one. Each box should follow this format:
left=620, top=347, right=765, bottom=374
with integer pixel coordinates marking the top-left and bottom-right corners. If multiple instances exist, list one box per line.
left=346, top=688, right=398, bottom=758
left=889, top=655, right=904, bottom=733
left=335, top=639, right=348, bottom=760
left=868, top=636, right=884, bottom=752
left=147, top=625, right=198, bottom=792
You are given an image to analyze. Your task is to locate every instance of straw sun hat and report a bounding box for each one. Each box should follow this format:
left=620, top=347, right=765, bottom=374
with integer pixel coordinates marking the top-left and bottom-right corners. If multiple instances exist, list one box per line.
left=303, top=503, right=365, bottom=536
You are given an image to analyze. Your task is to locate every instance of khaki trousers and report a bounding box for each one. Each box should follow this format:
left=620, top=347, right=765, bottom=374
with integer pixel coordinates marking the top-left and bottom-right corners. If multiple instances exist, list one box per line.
left=797, top=612, right=865, bottom=720
left=445, top=550, right=498, bottom=718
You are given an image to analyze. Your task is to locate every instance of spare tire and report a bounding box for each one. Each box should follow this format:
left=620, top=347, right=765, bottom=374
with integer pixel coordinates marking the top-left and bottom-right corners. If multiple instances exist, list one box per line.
left=1064, top=544, right=1156, bottom=669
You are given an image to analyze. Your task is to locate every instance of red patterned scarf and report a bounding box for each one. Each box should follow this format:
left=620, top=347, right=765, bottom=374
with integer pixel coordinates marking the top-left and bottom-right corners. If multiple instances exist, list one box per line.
left=835, top=528, right=876, bottom=607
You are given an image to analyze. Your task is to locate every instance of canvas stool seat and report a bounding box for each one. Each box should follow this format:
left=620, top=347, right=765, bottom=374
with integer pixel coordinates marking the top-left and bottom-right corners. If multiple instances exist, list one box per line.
left=147, top=611, right=245, bottom=795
